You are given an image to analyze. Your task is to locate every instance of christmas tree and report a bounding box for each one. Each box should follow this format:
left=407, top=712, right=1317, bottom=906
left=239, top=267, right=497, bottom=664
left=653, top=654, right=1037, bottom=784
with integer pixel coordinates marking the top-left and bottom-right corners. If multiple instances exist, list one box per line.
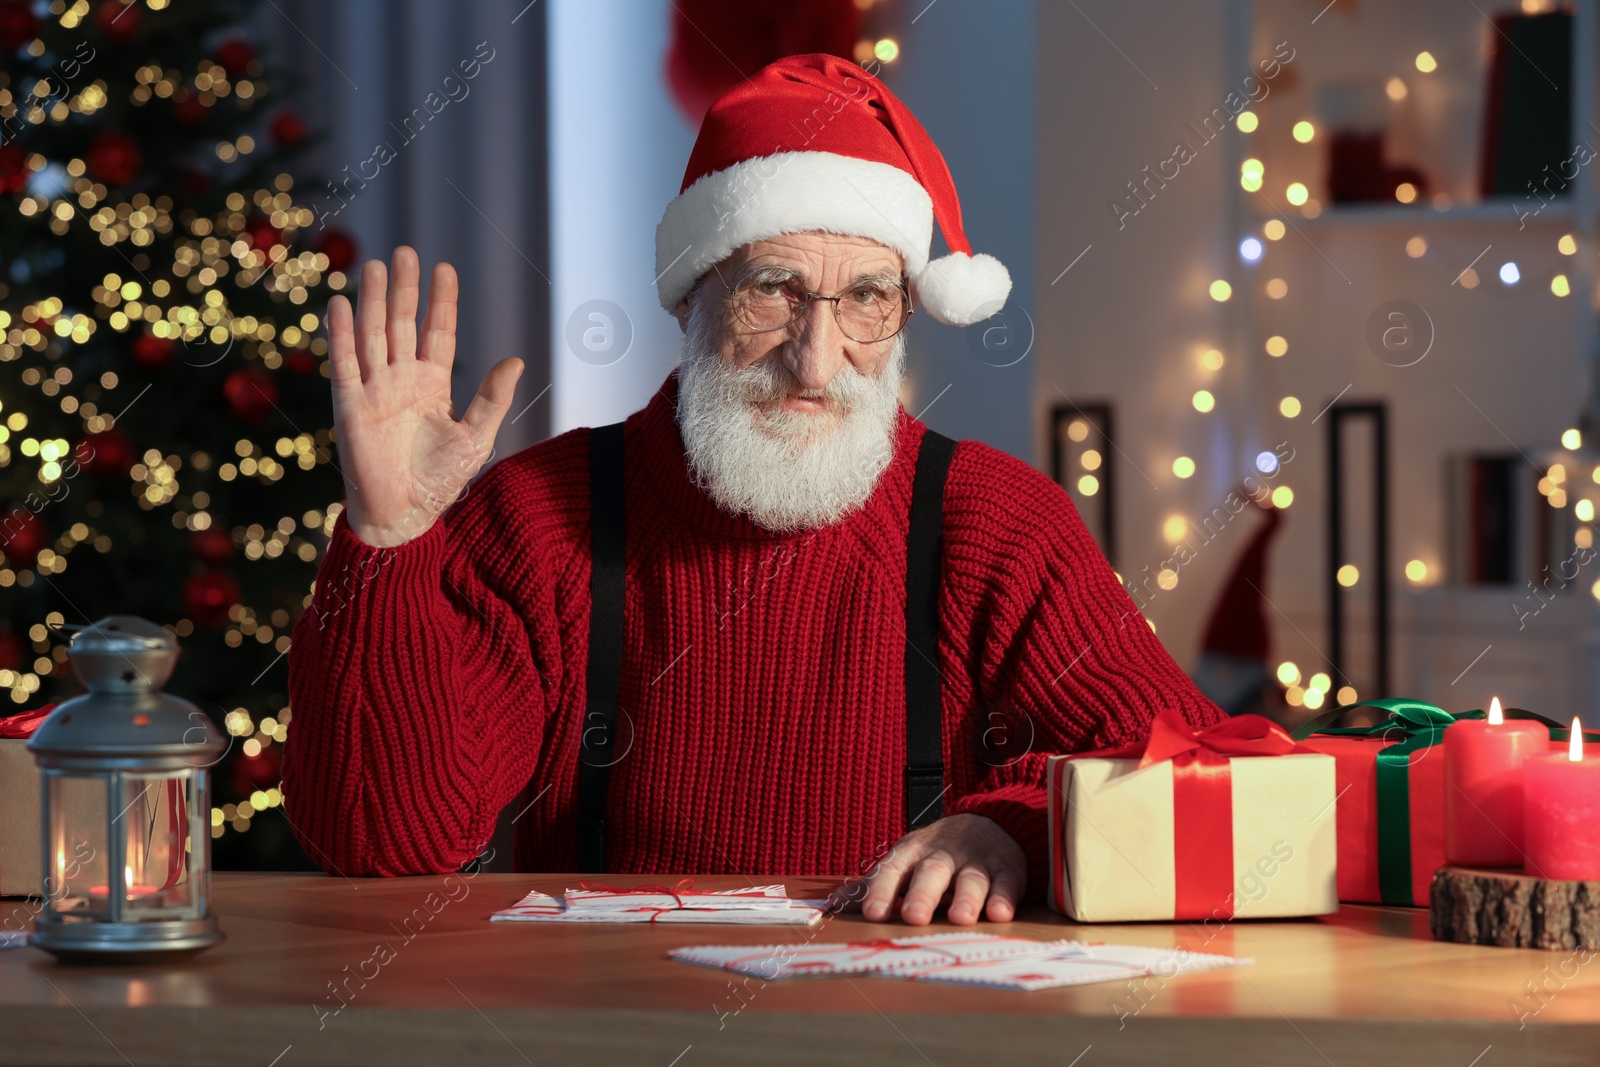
left=0, top=0, right=359, bottom=869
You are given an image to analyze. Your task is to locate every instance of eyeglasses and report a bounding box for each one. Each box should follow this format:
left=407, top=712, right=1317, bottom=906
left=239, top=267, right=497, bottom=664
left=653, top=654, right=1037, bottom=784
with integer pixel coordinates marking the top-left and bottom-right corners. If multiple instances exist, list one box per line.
left=711, top=262, right=913, bottom=344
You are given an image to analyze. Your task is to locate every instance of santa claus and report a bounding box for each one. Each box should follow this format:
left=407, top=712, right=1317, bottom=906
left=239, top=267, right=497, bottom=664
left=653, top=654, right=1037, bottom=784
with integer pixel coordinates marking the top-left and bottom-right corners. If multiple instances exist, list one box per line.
left=285, top=54, right=1222, bottom=925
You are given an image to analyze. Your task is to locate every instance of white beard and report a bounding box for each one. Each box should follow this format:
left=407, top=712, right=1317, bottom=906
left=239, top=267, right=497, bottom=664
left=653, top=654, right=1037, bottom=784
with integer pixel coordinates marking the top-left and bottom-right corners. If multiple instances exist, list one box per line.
left=676, top=295, right=907, bottom=532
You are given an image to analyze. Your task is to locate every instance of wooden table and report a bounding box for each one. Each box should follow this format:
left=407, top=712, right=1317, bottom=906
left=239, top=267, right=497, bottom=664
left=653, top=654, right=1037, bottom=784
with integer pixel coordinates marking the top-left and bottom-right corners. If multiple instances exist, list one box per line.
left=1, top=872, right=1597, bottom=1066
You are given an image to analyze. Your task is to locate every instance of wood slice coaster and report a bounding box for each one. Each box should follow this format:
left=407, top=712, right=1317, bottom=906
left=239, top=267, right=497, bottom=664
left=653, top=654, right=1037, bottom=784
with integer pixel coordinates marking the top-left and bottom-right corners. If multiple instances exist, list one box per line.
left=1430, top=865, right=1600, bottom=950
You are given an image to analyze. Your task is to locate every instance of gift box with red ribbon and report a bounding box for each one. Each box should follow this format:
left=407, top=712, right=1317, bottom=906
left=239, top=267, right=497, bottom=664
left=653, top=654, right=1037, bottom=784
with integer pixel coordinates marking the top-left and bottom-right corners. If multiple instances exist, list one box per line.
left=1293, top=698, right=1572, bottom=907
left=0, top=704, right=56, bottom=897
left=1047, top=707, right=1339, bottom=922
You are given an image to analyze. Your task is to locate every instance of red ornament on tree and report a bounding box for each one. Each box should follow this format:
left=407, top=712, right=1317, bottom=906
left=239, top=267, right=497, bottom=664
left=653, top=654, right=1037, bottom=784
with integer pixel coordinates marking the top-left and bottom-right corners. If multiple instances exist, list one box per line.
left=75, top=427, right=135, bottom=483
left=270, top=110, right=307, bottom=148
left=0, top=1, right=38, bottom=51
left=87, top=131, right=143, bottom=186
left=96, top=0, right=140, bottom=42
left=179, top=167, right=212, bottom=197
left=283, top=349, right=316, bottom=376
left=1, top=510, right=46, bottom=570
left=0, top=144, right=25, bottom=195
left=184, top=570, right=239, bottom=628
left=174, top=92, right=208, bottom=127
left=223, top=366, right=278, bottom=424
left=190, top=526, right=234, bottom=565
left=315, top=229, right=357, bottom=273
left=213, top=37, right=256, bottom=77
left=245, top=216, right=282, bottom=254
left=133, top=330, right=175, bottom=369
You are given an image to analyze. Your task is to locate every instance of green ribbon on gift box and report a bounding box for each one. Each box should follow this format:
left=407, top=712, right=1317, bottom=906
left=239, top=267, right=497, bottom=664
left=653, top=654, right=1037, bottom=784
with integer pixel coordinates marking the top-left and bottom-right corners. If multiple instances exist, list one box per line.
left=1292, top=700, right=1590, bottom=906
left=1293, top=699, right=1474, bottom=906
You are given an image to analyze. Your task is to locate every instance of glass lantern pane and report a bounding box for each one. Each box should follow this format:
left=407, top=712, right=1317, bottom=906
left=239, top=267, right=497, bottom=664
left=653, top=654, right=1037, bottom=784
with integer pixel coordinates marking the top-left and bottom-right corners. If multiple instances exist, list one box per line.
left=45, top=773, right=107, bottom=920
left=116, top=774, right=196, bottom=916
left=187, top=771, right=210, bottom=916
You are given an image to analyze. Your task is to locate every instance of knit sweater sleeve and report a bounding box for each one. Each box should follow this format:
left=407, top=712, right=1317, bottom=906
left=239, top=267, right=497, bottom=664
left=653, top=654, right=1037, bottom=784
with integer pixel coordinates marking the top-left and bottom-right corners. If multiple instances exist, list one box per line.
left=939, top=441, right=1226, bottom=901
left=283, top=452, right=569, bottom=877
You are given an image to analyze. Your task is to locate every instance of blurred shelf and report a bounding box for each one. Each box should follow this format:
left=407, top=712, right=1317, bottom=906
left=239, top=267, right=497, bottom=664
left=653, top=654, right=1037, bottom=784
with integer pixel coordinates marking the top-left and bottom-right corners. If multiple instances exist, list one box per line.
left=1271, top=199, right=1575, bottom=228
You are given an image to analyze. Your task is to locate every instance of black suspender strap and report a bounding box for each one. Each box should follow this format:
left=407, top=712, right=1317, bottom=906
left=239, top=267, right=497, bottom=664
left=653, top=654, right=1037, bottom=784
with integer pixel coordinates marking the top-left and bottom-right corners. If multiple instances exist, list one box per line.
left=578, top=421, right=626, bottom=873
left=904, top=429, right=957, bottom=831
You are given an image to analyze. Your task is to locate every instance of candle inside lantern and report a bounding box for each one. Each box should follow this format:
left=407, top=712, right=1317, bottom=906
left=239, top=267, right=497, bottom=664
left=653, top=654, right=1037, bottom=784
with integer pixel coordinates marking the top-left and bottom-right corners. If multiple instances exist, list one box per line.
left=1444, top=697, right=1548, bottom=866
left=1523, top=718, right=1600, bottom=881
left=86, top=865, right=159, bottom=902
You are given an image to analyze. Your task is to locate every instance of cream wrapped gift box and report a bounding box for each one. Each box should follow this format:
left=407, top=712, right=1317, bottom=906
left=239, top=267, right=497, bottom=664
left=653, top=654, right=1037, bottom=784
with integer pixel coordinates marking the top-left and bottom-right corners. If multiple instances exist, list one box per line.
left=0, top=705, right=56, bottom=898
left=1047, top=708, right=1339, bottom=923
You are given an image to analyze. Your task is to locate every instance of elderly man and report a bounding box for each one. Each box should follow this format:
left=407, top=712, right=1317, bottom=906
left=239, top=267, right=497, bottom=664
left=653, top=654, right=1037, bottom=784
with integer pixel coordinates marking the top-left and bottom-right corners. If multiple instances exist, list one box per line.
left=284, top=54, right=1221, bottom=925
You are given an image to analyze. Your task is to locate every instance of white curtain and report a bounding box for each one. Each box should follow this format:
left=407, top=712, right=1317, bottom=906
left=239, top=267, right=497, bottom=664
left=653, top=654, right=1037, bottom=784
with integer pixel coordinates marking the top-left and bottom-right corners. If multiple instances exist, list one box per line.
left=254, top=0, right=552, bottom=453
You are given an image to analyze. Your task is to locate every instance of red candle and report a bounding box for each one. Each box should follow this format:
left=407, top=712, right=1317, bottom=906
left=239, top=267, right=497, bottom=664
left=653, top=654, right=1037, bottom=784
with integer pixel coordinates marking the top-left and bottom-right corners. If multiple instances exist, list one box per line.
left=1444, top=697, right=1548, bottom=866
left=86, top=864, right=159, bottom=901
left=86, top=884, right=158, bottom=901
left=1523, top=718, right=1600, bottom=881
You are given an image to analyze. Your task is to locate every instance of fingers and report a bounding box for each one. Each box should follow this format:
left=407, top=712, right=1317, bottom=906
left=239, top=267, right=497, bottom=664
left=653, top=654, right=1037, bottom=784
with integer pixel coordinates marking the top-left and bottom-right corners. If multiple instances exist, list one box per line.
left=418, top=261, right=459, bottom=370
left=356, top=258, right=388, bottom=375
left=860, top=850, right=913, bottom=923
left=985, top=865, right=1022, bottom=923
left=460, top=357, right=525, bottom=455
left=946, top=864, right=991, bottom=926
left=326, top=295, right=362, bottom=387
left=898, top=850, right=957, bottom=926
left=387, top=246, right=420, bottom=365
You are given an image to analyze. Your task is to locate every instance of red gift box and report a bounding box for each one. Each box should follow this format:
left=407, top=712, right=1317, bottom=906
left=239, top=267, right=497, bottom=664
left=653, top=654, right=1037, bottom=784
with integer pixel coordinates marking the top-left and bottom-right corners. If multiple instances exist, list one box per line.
left=1297, top=732, right=1442, bottom=906
left=1, top=704, right=55, bottom=896
left=1295, top=699, right=1569, bottom=907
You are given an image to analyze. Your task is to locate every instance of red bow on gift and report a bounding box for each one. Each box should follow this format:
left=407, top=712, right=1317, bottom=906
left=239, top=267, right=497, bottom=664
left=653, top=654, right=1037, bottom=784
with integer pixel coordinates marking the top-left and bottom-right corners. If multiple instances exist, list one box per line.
left=1076, top=707, right=1301, bottom=920
left=0, top=704, right=54, bottom=739
left=1130, top=705, right=1299, bottom=768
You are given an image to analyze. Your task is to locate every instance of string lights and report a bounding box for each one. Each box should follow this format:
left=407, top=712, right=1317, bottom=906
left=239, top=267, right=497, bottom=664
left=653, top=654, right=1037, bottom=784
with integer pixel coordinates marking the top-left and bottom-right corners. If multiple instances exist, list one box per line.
left=0, top=0, right=354, bottom=848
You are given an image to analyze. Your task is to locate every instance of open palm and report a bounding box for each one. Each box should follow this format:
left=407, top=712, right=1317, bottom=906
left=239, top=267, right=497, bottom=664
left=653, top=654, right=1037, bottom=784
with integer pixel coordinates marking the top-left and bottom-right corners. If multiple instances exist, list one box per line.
left=327, top=246, right=523, bottom=547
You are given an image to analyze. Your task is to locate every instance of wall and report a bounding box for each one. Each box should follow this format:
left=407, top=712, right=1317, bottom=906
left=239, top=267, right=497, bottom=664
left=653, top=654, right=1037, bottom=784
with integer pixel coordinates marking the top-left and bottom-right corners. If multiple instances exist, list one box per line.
left=547, top=0, right=695, bottom=434
left=896, top=0, right=1037, bottom=459
left=1035, top=0, right=1252, bottom=670
left=1036, top=0, right=1600, bottom=714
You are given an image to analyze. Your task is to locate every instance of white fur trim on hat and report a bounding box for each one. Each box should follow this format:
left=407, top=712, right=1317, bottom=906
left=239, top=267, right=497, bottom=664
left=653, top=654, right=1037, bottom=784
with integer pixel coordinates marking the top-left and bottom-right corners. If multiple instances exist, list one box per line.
left=912, top=252, right=1013, bottom=327
left=655, top=151, right=932, bottom=312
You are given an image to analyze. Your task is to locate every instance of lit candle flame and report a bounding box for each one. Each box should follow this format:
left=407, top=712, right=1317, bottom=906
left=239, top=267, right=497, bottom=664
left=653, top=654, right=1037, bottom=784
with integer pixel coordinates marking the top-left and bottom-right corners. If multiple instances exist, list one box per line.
left=125, top=864, right=135, bottom=887
left=1571, top=718, right=1584, bottom=762
left=1489, top=696, right=1503, bottom=724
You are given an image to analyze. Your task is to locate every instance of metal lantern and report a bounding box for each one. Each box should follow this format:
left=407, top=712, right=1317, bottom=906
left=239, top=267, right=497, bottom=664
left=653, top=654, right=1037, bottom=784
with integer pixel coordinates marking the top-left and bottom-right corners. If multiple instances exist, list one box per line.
left=26, top=615, right=225, bottom=963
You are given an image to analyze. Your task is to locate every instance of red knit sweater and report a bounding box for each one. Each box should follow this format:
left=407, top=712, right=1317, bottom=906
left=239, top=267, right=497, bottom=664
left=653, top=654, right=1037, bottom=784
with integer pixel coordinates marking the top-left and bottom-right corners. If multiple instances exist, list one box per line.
left=283, top=370, right=1224, bottom=898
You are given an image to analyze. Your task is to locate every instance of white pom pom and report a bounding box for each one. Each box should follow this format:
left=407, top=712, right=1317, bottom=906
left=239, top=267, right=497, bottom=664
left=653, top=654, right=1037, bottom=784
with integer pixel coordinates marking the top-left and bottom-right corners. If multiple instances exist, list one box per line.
left=912, top=252, right=1013, bottom=327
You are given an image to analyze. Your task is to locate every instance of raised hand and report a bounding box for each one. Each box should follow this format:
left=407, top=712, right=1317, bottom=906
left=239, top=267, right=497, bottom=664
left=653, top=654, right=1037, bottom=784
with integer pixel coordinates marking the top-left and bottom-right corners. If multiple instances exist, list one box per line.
left=326, top=246, right=523, bottom=547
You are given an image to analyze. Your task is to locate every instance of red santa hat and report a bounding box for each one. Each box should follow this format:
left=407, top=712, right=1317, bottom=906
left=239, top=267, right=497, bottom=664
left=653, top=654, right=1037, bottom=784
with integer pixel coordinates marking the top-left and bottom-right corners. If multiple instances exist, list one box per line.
left=1200, top=502, right=1284, bottom=662
left=655, top=53, right=1012, bottom=327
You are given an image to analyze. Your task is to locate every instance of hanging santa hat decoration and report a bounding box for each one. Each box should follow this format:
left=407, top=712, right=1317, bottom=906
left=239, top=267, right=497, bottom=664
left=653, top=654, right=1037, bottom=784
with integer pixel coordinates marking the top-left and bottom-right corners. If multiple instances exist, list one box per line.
left=655, top=53, right=1011, bottom=328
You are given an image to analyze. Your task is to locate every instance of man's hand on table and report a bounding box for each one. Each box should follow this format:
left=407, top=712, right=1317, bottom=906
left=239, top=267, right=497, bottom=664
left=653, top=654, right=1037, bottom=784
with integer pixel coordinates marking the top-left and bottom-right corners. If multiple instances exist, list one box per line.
left=849, top=813, right=1026, bottom=926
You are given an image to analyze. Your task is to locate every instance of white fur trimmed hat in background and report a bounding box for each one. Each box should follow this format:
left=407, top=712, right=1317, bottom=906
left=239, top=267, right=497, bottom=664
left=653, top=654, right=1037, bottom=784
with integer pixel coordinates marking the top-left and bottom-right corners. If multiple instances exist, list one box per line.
left=655, top=52, right=1011, bottom=328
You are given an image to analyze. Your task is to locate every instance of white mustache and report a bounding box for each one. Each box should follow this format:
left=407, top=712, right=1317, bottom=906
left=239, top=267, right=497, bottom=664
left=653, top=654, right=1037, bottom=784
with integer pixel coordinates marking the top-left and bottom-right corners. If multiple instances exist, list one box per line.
left=720, top=358, right=875, bottom=411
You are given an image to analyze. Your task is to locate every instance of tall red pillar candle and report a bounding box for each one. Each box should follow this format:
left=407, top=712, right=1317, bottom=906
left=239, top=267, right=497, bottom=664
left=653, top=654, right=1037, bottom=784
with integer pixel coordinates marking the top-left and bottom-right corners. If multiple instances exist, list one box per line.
left=1523, top=718, right=1600, bottom=881
left=1444, top=697, right=1548, bottom=866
